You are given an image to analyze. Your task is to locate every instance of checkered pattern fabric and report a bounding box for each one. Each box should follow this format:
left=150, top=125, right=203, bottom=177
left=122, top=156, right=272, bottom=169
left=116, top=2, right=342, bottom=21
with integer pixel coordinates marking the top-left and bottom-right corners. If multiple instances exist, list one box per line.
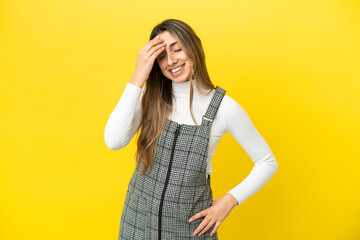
left=118, top=86, right=226, bottom=239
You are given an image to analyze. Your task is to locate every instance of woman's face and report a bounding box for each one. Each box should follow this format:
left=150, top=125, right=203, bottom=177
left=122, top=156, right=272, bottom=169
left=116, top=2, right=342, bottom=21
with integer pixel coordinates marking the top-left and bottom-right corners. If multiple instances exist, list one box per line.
left=155, top=31, right=194, bottom=83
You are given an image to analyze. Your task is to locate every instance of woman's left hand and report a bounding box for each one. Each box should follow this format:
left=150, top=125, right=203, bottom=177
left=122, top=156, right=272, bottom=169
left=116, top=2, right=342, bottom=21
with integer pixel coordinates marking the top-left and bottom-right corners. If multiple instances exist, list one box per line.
left=189, top=193, right=238, bottom=236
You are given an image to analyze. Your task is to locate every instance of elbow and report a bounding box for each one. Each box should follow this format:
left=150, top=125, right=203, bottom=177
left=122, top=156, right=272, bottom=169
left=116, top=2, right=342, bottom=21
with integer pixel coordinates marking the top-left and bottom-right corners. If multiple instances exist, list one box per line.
left=104, top=130, right=130, bottom=150
left=104, top=138, right=129, bottom=150
left=270, top=158, right=279, bottom=175
left=105, top=139, right=121, bottom=150
left=273, top=160, right=279, bottom=174
left=256, top=154, right=278, bottom=176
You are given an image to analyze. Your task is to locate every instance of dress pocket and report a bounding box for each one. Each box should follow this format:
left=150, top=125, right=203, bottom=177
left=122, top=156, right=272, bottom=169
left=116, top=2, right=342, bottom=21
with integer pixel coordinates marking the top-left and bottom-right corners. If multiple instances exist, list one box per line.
left=119, top=190, right=150, bottom=240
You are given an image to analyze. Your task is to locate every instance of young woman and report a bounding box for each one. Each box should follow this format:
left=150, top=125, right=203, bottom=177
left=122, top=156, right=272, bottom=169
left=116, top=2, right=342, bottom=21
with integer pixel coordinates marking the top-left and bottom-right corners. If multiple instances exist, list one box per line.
left=105, top=19, right=278, bottom=240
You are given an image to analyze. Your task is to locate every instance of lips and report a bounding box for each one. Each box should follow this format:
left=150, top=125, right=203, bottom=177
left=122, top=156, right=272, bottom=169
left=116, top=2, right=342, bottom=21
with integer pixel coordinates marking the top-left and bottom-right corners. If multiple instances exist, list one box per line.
left=169, top=63, right=185, bottom=77
left=169, top=63, right=185, bottom=73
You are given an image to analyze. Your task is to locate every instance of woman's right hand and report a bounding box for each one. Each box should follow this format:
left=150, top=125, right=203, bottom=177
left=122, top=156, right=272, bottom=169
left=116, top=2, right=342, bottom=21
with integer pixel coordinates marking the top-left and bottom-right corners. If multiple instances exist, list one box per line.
left=130, top=35, right=167, bottom=88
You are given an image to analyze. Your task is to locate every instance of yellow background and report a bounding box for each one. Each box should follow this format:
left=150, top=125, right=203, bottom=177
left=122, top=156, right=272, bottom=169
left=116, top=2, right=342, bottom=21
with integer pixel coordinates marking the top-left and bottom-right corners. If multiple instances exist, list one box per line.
left=1, top=0, right=359, bottom=239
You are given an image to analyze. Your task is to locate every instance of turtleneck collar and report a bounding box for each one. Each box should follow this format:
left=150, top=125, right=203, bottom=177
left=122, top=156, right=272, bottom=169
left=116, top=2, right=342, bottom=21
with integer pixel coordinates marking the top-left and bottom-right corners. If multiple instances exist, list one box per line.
left=171, top=79, right=198, bottom=98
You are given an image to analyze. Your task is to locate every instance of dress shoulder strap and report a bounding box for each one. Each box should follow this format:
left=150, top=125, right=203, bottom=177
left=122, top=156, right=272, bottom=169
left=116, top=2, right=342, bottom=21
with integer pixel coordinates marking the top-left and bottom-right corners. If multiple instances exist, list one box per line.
left=201, top=86, right=226, bottom=125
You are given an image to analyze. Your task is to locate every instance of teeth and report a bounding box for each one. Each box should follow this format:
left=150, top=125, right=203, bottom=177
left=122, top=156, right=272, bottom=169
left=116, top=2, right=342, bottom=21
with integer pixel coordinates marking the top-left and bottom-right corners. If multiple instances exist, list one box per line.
left=171, top=64, right=184, bottom=73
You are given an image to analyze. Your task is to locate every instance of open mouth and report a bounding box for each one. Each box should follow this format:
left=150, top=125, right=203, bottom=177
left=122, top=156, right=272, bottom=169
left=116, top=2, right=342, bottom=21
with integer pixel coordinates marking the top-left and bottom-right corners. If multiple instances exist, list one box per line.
left=170, top=63, right=185, bottom=77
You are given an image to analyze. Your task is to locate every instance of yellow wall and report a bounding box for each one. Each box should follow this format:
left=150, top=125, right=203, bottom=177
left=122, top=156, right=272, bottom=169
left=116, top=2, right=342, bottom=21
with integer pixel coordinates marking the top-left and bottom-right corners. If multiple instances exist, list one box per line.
left=1, top=0, right=359, bottom=239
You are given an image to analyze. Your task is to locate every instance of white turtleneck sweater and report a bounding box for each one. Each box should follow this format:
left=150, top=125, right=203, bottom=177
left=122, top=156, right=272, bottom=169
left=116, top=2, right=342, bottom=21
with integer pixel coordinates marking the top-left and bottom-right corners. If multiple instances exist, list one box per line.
left=104, top=80, right=278, bottom=206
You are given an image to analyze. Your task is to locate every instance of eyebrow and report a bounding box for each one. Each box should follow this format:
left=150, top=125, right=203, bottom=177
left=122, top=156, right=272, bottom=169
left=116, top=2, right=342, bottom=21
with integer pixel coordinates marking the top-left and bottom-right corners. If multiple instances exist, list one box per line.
left=169, top=41, right=178, bottom=49
left=159, top=41, right=179, bottom=59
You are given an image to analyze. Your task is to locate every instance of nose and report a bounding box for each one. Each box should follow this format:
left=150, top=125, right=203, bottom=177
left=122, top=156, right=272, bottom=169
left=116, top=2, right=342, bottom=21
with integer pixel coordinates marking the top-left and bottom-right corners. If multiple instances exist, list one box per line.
left=167, top=53, right=177, bottom=67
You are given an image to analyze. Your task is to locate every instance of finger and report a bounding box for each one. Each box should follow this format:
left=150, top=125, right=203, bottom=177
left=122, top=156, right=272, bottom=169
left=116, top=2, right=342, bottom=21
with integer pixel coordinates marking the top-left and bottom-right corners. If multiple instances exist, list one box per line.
left=197, top=218, right=215, bottom=236
left=189, top=211, right=204, bottom=222
left=142, top=36, right=164, bottom=55
left=193, top=215, right=209, bottom=235
left=210, top=221, right=221, bottom=237
left=147, top=42, right=167, bottom=59
left=144, top=39, right=166, bottom=58
left=138, top=36, right=163, bottom=55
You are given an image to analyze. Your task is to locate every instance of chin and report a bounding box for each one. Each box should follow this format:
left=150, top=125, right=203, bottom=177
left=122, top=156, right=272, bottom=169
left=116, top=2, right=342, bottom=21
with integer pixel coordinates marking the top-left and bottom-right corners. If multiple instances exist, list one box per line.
left=171, top=77, right=190, bottom=83
left=168, top=72, right=190, bottom=83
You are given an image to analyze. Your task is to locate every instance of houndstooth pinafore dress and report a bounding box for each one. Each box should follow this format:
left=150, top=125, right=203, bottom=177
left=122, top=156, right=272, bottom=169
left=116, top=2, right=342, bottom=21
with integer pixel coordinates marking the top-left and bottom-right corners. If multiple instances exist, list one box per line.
left=118, top=86, right=226, bottom=240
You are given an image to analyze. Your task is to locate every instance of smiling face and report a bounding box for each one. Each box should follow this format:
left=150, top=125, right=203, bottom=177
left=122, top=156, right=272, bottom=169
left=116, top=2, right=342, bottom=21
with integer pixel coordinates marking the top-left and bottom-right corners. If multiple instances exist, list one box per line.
left=155, top=31, right=194, bottom=83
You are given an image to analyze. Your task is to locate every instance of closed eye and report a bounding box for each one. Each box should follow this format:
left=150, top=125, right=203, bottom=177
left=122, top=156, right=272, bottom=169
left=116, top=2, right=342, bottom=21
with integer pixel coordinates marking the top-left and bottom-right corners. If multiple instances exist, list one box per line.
left=159, top=49, right=182, bottom=60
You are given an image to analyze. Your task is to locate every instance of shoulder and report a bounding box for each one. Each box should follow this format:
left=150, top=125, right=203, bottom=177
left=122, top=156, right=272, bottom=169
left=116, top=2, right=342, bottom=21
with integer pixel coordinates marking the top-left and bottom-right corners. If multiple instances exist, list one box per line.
left=217, top=93, right=250, bottom=132
left=218, top=93, right=247, bottom=117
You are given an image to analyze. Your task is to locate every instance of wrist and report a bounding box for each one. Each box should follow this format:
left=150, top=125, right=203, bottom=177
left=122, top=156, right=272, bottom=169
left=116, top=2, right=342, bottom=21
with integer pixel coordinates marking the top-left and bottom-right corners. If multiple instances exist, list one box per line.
left=226, top=193, right=238, bottom=208
left=129, top=74, right=146, bottom=88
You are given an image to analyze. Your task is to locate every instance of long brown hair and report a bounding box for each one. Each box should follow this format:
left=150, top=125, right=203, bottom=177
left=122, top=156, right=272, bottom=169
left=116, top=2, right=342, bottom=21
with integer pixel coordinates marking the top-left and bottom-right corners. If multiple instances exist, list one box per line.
left=134, top=19, right=216, bottom=174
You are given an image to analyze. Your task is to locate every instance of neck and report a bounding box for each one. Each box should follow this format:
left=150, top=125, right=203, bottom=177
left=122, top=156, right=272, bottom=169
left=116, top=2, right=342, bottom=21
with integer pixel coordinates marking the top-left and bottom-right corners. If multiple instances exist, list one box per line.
left=172, top=79, right=198, bottom=98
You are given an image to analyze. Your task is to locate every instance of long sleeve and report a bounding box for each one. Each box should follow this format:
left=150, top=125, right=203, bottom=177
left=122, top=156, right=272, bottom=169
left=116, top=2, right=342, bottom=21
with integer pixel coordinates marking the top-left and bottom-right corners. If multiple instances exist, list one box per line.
left=223, top=96, right=278, bottom=206
left=104, top=83, right=144, bottom=150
